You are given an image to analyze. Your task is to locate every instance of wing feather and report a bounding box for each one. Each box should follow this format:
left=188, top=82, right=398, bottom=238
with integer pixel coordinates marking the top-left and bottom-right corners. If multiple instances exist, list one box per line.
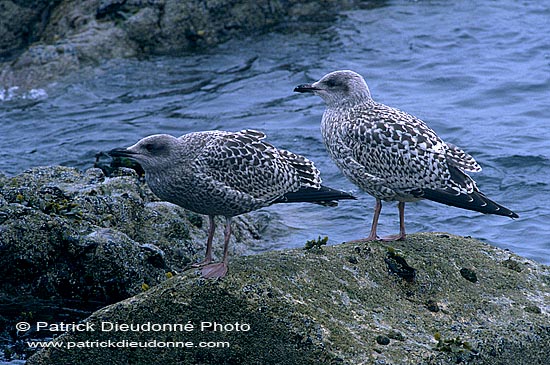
left=444, top=142, right=482, bottom=172
left=197, top=130, right=309, bottom=203
left=342, top=104, right=451, bottom=192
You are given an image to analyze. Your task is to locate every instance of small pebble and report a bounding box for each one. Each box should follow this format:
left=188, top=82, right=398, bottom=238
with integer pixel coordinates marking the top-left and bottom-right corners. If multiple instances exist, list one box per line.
left=375, top=335, right=390, bottom=345
left=426, top=299, right=440, bottom=312
left=460, top=268, right=478, bottom=283
left=387, top=330, right=405, bottom=341
left=524, top=305, right=541, bottom=314
left=347, top=256, right=358, bottom=264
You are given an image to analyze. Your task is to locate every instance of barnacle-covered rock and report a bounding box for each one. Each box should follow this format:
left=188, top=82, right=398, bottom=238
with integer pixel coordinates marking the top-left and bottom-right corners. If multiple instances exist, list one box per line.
left=27, top=233, right=550, bottom=365
left=0, top=166, right=260, bottom=303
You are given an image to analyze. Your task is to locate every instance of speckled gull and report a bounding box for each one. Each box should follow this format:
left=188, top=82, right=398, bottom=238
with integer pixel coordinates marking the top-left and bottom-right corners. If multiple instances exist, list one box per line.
left=294, top=70, right=518, bottom=241
left=109, top=130, right=355, bottom=278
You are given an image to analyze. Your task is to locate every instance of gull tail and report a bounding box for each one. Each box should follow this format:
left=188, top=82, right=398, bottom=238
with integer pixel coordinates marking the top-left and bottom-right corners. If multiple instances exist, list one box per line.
left=420, top=188, right=518, bottom=218
left=275, top=185, right=356, bottom=207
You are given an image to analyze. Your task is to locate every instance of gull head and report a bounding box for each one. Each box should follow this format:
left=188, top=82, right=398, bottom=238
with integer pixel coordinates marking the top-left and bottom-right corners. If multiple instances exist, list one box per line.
left=109, top=134, right=179, bottom=171
left=294, top=70, right=372, bottom=108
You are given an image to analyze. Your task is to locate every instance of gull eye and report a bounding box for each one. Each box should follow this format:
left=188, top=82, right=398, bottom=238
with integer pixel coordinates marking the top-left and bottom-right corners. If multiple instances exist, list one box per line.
left=143, top=142, right=165, bottom=154
left=325, top=78, right=338, bottom=87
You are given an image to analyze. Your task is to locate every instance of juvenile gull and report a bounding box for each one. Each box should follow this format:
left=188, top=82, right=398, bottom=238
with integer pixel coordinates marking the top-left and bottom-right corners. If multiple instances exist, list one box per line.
left=109, top=130, right=355, bottom=278
left=294, top=70, right=518, bottom=241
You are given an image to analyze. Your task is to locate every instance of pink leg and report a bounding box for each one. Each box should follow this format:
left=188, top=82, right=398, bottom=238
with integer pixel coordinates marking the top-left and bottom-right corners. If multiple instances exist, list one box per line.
left=201, top=217, right=232, bottom=279
left=380, top=201, right=406, bottom=241
left=349, top=199, right=382, bottom=243
left=192, top=215, right=215, bottom=268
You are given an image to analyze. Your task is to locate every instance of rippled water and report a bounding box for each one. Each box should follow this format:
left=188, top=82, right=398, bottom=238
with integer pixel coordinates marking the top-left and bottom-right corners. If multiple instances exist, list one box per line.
left=1, top=1, right=549, bottom=264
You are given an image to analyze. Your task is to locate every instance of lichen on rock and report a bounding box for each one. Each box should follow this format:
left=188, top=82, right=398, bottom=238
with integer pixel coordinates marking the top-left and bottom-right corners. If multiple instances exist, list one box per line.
left=0, top=166, right=260, bottom=304
left=25, top=232, right=550, bottom=365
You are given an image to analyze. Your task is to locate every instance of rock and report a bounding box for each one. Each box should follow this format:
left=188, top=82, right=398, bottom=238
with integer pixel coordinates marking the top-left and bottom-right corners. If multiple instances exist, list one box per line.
left=0, top=0, right=357, bottom=89
left=0, top=166, right=261, bottom=304
left=0, top=0, right=61, bottom=61
left=26, top=233, right=549, bottom=364
left=1, top=0, right=138, bottom=90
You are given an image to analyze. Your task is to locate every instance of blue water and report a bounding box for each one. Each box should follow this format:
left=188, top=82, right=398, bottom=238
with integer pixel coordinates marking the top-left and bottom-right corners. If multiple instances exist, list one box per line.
left=1, top=0, right=549, bottom=266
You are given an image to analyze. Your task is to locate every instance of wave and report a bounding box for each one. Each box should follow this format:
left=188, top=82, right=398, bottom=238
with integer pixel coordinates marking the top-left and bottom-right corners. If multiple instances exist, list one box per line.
left=0, top=86, right=48, bottom=102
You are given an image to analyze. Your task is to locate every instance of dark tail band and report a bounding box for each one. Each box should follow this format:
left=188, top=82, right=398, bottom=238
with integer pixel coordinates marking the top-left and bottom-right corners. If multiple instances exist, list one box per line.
left=275, top=185, right=356, bottom=207
left=420, top=188, right=518, bottom=218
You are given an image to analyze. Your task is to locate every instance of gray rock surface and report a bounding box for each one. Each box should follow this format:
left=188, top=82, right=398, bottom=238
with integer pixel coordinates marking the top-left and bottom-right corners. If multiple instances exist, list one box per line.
left=0, top=166, right=262, bottom=304
left=26, top=233, right=549, bottom=364
left=0, top=0, right=356, bottom=89
left=0, top=0, right=62, bottom=61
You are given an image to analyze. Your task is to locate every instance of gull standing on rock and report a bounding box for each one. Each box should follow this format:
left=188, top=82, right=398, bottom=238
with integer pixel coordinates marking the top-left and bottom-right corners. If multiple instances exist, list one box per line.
left=109, top=129, right=355, bottom=278
left=294, top=70, right=518, bottom=241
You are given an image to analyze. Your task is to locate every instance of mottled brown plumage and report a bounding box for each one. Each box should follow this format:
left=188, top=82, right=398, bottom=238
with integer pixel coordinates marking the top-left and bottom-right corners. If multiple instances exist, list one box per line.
left=295, top=70, right=517, bottom=241
left=110, top=129, right=355, bottom=277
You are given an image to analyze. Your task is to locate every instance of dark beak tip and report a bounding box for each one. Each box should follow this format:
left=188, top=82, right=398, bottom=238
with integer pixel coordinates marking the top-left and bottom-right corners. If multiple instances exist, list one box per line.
left=293, top=84, right=316, bottom=93
left=108, top=148, right=131, bottom=158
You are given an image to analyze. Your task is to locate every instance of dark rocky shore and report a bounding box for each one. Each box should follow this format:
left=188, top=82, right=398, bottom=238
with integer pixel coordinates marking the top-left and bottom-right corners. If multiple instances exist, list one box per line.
left=0, top=0, right=357, bottom=89
left=0, top=166, right=266, bottom=360
left=27, top=232, right=550, bottom=365
left=0, top=165, right=265, bottom=299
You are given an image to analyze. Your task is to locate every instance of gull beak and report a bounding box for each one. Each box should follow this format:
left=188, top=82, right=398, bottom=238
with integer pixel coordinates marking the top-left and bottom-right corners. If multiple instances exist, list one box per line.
left=294, top=83, right=320, bottom=93
left=108, top=148, right=137, bottom=159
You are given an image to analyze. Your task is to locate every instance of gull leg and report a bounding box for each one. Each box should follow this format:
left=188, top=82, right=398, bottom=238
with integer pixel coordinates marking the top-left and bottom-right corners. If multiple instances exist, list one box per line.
left=381, top=201, right=406, bottom=241
left=201, top=217, right=231, bottom=279
left=192, top=215, right=215, bottom=268
left=349, top=199, right=382, bottom=242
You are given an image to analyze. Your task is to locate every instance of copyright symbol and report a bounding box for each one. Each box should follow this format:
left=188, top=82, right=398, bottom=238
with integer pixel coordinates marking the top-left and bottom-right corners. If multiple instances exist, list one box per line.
left=16, top=321, right=31, bottom=333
